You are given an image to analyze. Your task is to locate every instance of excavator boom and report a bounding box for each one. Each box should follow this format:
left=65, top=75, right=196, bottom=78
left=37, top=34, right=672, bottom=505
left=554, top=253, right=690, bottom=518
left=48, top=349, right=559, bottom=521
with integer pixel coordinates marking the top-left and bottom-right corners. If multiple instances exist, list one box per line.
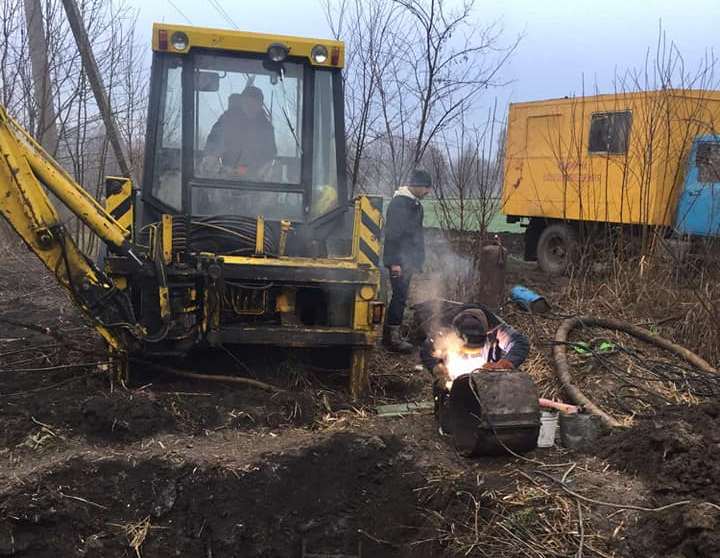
left=0, top=105, right=144, bottom=350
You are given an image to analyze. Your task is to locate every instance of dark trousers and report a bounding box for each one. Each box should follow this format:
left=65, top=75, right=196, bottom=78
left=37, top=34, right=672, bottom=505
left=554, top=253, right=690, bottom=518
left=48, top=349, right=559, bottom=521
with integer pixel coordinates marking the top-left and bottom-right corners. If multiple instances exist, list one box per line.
left=387, top=272, right=413, bottom=326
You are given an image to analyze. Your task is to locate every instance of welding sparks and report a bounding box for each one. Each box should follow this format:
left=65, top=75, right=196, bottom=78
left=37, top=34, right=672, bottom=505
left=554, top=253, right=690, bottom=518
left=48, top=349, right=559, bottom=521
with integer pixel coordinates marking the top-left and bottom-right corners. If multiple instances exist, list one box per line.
left=432, top=329, right=488, bottom=389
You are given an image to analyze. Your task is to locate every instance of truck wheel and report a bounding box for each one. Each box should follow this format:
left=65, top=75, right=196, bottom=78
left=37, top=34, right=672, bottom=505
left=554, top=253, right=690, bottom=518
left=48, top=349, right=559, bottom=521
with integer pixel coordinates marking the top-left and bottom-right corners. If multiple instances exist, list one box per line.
left=537, top=223, right=578, bottom=275
left=524, top=218, right=545, bottom=261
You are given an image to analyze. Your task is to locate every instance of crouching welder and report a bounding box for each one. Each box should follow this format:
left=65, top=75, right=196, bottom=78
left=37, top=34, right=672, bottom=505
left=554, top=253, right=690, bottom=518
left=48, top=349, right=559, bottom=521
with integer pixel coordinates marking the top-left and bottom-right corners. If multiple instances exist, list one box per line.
left=382, top=169, right=433, bottom=353
left=419, top=306, right=530, bottom=432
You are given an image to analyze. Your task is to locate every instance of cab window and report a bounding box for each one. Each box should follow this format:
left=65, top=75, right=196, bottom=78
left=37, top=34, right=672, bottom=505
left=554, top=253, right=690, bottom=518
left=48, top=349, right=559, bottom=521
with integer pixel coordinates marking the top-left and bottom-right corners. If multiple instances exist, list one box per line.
left=151, top=55, right=183, bottom=210
left=193, top=53, right=303, bottom=185
left=310, top=70, right=339, bottom=218
left=697, top=142, right=720, bottom=183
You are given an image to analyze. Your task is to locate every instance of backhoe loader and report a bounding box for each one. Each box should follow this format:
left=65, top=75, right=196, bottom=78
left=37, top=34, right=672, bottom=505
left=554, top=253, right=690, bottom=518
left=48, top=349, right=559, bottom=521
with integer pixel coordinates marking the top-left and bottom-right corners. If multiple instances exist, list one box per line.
left=0, top=24, right=384, bottom=397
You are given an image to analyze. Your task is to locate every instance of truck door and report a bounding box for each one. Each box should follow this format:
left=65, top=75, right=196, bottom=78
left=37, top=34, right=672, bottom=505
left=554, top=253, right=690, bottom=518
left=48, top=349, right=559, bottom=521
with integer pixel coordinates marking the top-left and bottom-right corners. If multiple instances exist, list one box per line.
left=675, top=136, right=720, bottom=236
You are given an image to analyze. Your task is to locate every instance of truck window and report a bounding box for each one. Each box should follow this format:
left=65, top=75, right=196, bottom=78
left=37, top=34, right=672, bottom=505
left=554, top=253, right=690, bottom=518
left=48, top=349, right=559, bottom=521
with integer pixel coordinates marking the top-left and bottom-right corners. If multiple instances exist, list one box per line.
left=697, top=142, right=720, bottom=183
left=310, top=70, right=339, bottom=219
left=588, top=111, right=631, bottom=154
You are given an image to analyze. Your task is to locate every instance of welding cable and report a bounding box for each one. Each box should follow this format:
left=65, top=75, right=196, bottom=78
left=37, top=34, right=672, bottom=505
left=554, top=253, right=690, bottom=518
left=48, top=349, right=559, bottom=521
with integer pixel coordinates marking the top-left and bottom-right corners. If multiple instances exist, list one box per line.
left=549, top=339, right=720, bottom=417
left=553, top=316, right=717, bottom=428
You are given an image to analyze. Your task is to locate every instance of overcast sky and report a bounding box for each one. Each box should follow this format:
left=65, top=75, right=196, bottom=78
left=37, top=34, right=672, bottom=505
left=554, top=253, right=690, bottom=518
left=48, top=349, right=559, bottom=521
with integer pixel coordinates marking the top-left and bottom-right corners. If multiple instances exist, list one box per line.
left=128, top=0, right=720, bottom=107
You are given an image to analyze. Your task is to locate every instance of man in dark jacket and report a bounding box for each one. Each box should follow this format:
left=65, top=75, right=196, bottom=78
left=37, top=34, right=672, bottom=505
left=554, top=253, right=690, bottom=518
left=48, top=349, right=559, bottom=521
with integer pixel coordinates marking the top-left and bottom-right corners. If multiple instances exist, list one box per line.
left=204, top=86, right=277, bottom=179
left=382, top=168, right=432, bottom=352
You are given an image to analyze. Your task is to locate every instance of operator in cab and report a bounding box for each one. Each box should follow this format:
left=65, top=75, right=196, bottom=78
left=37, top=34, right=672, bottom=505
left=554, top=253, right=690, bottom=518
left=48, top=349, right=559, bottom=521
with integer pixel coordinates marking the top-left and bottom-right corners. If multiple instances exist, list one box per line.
left=382, top=169, right=433, bottom=353
left=420, top=307, right=530, bottom=432
left=203, top=86, right=277, bottom=179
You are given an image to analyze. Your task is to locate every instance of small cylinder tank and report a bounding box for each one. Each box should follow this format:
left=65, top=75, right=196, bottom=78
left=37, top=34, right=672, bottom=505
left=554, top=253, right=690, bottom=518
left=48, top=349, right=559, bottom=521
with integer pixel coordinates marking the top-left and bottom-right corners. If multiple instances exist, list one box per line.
left=476, top=241, right=507, bottom=312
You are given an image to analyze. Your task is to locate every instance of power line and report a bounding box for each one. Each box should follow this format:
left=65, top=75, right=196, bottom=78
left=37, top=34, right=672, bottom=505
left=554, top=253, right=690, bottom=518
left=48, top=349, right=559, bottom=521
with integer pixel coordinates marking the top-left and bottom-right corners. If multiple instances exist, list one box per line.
left=208, top=0, right=239, bottom=30
left=214, top=0, right=240, bottom=29
left=166, top=0, right=192, bottom=25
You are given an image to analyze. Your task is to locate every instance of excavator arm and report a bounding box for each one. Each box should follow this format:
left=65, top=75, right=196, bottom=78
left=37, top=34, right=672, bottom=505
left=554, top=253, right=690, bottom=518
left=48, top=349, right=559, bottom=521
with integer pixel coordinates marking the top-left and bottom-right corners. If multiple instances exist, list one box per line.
left=0, top=104, right=146, bottom=351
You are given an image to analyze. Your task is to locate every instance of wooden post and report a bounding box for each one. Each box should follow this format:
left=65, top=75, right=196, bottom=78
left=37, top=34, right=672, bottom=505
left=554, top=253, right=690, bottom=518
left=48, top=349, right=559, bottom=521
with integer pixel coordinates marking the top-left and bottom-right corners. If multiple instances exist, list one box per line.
left=60, top=0, right=131, bottom=178
left=23, top=0, right=58, bottom=154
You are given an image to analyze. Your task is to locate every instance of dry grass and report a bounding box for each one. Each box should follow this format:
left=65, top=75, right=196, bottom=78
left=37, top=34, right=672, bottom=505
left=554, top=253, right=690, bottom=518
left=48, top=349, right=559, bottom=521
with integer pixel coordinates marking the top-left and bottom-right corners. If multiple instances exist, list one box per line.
left=125, top=516, right=151, bottom=557
left=414, top=457, right=637, bottom=558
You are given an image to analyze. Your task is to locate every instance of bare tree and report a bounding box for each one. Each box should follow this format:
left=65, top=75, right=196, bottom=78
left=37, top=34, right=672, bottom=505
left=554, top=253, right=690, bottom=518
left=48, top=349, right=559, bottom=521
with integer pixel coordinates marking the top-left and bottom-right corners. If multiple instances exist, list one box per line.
left=434, top=101, right=504, bottom=236
left=324, top=0, right=519, bottom=194
left=0, top=0, right=147, bottom=253
left=392, top=0, right=516, bottom=166
left=24, top=0, right=59, bottom=153
left=324, top=0, right=405, bottom=195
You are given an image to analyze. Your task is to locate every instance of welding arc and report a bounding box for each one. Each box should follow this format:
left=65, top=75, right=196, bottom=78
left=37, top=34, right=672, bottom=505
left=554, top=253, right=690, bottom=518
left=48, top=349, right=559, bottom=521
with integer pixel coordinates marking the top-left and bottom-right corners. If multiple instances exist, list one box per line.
left=553, top=316, right=717, bottom=429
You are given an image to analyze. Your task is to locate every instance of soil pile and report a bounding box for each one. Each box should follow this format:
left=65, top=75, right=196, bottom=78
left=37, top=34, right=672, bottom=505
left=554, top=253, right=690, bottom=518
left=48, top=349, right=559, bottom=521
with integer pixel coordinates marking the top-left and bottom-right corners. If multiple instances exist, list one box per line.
left=599, top=402, right=720, bottom=557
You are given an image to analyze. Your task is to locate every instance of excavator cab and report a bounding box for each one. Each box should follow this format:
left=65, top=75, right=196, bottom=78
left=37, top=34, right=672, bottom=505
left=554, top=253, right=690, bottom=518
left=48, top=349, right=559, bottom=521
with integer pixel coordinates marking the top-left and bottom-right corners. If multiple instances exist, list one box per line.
left=143, top=24, right=345, bottom=225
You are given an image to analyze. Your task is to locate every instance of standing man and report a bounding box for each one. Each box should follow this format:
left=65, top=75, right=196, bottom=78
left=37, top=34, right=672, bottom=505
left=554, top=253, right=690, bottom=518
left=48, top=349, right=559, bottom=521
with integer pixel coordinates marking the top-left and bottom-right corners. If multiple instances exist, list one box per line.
left=382, top=168, right=433, bottom=352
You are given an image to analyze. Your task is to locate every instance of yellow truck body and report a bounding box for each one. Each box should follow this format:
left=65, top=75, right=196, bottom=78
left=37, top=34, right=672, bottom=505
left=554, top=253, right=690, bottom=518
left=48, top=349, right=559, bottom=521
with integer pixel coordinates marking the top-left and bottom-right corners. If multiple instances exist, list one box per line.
left=502, top=90, right=720, bottom=226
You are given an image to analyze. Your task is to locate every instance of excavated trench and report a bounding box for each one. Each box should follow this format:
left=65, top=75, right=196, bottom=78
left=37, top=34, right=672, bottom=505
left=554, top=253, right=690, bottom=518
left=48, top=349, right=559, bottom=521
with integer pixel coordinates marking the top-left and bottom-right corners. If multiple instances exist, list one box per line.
left=0, top=432, right=437, bottom=558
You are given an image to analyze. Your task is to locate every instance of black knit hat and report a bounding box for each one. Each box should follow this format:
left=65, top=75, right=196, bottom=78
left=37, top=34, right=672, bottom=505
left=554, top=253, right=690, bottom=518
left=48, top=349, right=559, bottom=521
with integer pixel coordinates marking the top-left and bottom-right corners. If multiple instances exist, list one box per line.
left=404, top=168, right=432, bottom=188
left=452, top=309, right=489, bottom=347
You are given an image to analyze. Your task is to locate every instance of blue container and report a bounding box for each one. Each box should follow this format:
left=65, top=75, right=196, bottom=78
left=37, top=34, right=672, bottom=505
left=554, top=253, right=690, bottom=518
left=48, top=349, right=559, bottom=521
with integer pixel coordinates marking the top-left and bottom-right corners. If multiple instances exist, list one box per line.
left=511, top=285, right=550, bottom=313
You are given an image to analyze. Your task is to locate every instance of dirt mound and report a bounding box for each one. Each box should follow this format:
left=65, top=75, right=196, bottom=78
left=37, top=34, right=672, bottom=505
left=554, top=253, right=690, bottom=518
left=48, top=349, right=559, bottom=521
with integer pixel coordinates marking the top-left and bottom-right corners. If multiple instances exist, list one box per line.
left=0, top=432, right=436, bottom=557
left=598, top=402, right=720, bottom=557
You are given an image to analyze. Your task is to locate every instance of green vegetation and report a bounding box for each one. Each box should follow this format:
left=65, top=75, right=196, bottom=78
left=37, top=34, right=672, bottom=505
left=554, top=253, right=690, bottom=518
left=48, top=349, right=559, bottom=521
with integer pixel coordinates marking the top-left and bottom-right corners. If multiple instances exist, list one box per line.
left=421, top=199, right=524, bottom=233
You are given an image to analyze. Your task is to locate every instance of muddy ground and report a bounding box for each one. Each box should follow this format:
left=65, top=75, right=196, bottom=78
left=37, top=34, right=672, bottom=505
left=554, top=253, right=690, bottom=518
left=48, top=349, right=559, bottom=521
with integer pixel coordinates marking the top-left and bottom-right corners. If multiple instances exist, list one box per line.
left=1, top=234, right=719, bottom=557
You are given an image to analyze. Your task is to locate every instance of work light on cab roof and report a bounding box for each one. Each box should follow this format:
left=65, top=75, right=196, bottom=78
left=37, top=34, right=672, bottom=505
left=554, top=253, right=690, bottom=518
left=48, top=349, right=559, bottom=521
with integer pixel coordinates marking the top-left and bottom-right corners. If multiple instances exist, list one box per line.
left=311, top=44, right=328, bottom=64
left=171, top=31, right=188, bottom=51
left=267, top=42, right=289, bottom=63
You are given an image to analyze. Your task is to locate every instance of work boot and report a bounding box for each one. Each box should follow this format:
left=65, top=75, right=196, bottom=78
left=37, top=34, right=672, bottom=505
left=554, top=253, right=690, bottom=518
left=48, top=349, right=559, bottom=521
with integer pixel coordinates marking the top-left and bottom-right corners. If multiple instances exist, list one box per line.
left=385, top=325, right=414, bottom=354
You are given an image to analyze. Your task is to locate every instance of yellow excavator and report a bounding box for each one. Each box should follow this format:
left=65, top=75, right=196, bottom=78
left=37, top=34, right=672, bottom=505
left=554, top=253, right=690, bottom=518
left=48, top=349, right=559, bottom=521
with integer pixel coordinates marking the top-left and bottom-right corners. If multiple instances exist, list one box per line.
left=0, top=23, right=384, bottom=397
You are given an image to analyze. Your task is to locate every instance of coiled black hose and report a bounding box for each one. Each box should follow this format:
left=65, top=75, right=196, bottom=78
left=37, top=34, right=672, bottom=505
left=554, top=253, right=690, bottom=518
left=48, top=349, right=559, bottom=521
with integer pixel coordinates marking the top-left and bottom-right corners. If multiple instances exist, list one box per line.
left=168, top=215, right=277, bottom=255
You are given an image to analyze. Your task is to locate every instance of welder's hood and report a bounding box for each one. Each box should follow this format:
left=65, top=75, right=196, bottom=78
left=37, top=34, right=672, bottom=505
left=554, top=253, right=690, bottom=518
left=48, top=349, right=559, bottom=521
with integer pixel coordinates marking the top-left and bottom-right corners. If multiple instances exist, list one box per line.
left=452, top=309, right=489, bottom=347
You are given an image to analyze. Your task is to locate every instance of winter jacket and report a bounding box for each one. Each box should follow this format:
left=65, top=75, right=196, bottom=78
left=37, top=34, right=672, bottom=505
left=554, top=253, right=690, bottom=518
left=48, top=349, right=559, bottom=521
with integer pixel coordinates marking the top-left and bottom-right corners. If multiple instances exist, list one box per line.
left=382, top=188, right=425, bottom=271
left=419, top=304, right=530, bottom=371
left=205, top=109, right=277, bottom=174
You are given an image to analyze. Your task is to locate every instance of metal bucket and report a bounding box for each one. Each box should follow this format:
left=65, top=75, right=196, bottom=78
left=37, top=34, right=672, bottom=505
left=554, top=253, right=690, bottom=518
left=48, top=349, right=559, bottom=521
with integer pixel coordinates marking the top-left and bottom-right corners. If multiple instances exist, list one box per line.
left=559, top=412, right=599, bottom=449
left=446, top=370, right=540, bottom=457
left=537, top=411, right=559, bottom=448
